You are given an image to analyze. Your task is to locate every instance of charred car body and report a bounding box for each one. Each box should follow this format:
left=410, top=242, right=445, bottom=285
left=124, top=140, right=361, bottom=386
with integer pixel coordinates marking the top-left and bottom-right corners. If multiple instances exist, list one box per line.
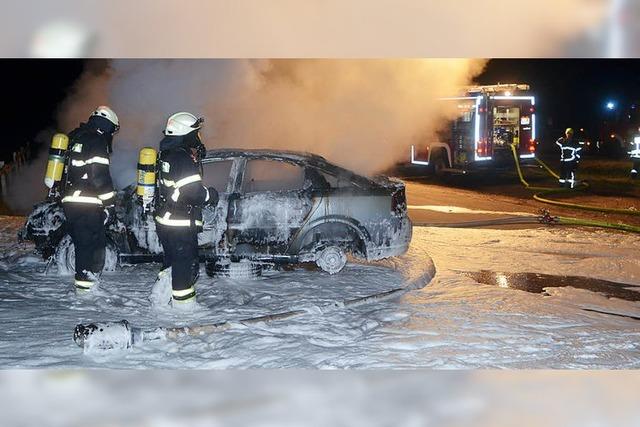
left=20, top=149, right=412, bottom=275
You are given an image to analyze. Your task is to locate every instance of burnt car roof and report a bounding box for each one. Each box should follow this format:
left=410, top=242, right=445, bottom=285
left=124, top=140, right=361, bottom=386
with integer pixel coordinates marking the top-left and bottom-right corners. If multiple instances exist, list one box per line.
left=204, top=148, right=327, bottom=164
left=203, top=148, right=393, bottom=189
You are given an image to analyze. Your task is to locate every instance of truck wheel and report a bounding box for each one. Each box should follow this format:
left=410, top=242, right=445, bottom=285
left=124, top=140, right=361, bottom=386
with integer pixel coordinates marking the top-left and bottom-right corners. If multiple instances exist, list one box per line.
left=315, top=245, right=347, bottom=274
left=54, top=235, right=119, bottom=275
left=433, top=154, right=447, bottom=177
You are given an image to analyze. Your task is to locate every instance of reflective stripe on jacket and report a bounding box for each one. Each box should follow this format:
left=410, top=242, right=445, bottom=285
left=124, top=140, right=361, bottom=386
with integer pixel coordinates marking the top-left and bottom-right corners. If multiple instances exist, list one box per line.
left=155, top=142, right=208, bottom=227
left=556, top=137, right=582, bottom=162
left=62, top=124, right=115, bottom=206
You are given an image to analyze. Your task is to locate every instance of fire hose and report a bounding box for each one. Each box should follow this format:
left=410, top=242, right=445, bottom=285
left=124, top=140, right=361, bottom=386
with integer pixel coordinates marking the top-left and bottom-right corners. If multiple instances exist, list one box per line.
left=413, top=209, right=640, bottom=233
left=508, top=144, right=640, bottom=234
left=73, top=255, right=436, bottom=353
left=412, top=146, right=640, bottom=234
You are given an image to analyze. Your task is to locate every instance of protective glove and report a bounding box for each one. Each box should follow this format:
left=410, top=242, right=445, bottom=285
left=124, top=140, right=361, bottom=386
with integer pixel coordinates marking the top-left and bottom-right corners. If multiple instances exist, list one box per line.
left=206, top=187, right=219, bottom=207
left=103, top=205, right=116, bottom=226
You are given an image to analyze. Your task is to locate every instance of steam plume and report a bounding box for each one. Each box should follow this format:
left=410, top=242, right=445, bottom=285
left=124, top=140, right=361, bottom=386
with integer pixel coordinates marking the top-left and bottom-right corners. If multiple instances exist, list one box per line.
left=57, top=59, right=486, bottom=188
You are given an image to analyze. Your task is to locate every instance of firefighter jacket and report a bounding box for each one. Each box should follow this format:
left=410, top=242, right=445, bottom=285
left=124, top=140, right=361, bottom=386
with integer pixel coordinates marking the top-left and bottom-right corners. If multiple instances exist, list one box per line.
left=61, top=122, right=116, bottom=207
left=555, top=136, right=582, bottom=162
left=629, top=138, right=640, bottom=159
left=155, top=136, right=210, bottom=228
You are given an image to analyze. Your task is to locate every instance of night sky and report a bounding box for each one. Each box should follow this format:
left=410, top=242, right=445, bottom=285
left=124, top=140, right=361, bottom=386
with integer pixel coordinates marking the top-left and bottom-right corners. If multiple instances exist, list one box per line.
left=477, top=59, right=640, bottom=141
left=3, top=59, right=640, bottom=161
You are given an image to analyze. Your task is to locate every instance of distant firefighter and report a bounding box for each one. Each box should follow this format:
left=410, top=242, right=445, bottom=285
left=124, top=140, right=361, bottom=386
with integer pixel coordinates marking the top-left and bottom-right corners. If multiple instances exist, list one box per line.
left=555, top=128, right=582, bottom=189
left=629, top=136, right=640, bottom=179
left=61, top=106, right=119, bottom=292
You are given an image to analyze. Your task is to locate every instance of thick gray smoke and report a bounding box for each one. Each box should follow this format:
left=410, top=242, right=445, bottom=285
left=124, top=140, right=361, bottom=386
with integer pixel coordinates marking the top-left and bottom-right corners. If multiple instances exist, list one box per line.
left=56, top=59, right=486, bottom=188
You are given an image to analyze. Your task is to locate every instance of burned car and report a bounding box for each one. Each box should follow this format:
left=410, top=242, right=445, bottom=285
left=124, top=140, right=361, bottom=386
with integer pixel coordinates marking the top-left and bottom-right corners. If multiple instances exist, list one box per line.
left=20, top=149, right=412, bottom=275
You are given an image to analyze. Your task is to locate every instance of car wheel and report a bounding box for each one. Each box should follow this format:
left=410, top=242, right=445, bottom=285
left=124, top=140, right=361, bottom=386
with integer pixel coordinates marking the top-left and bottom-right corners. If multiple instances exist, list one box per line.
left=54, top=235, right=119, bottom=275
left=54, top=235, right=75, bottom=275
left=205, top=258, right=262, bottom=279
left=315, top=245, right=347, bottom=274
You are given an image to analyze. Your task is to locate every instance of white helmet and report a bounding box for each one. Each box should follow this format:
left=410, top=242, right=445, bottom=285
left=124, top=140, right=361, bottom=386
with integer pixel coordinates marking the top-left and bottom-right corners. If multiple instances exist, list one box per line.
left=91, top=106, right=119, bottom=128
left=164, top=112, right=204, bottom=136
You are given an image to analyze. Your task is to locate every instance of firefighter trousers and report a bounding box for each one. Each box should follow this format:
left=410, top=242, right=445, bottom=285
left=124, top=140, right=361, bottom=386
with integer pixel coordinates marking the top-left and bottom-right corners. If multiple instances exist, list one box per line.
left=63, top=203, right=106, bottom=288
left=559, top=160, right=578, bottom=189
left=631, top=159, right=639, bottom=179
left=156, top=223, right=200, bottom=299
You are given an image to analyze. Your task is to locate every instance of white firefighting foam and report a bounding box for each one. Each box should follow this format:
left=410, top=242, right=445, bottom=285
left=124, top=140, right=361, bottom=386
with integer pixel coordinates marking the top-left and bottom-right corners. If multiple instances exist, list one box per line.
left=1, top=217, right=639, bottom=368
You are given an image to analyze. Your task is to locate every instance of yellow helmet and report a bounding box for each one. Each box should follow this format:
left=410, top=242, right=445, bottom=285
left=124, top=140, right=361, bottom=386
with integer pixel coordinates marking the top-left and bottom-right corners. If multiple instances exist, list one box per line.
left=565, top=127, right=574, bottom=136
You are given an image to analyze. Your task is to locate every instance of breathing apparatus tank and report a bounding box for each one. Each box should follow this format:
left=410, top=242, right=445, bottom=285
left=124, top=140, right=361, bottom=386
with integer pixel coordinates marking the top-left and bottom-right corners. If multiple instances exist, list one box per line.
left=44, top=133, right=69, bottom=189
left=136, top=147, right=157, bottom=212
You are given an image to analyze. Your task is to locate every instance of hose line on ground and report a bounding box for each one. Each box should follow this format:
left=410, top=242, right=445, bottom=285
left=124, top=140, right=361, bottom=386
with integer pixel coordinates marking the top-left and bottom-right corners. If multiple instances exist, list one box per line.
left=413, top=210, right=640, bottom=233
left=508, top=144, right=640, bottom=233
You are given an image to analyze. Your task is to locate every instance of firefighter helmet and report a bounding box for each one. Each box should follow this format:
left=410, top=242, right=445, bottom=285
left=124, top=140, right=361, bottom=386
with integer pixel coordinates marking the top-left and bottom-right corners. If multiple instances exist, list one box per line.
left=91, top=106, right=119, bottom=129
left=565, top=127, right=574, bottom=136
left=164, top=112, right=204, bottom=136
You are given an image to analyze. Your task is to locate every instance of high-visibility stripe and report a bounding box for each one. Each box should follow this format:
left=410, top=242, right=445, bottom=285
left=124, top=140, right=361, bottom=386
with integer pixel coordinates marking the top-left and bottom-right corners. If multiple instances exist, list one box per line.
left=162, top=174, right=203, bottom=202
left=172, top=287, right=195, bottom=298
left=62, top=190, right=103, bottom=205
left=98, top=191, right=116, bottom=201
left=161, top=174, right=201, bottom=188
left=155, top=212, right=203, bottom=227
left=71, top=156, right=110, bottom=167
left=75, top=280, right=94, bottom=290
left=174, top=174, right=201, bottom=188
left=173, top=287, right=196, bottom=302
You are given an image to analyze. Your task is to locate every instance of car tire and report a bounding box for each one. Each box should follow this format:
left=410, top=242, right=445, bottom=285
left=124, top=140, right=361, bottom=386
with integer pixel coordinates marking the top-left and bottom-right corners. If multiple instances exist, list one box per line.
left=54, top=235, right=119, bottom=275
left=315, top=245, right=347, bottom=275
left=205, top=258, right=262, bottom=279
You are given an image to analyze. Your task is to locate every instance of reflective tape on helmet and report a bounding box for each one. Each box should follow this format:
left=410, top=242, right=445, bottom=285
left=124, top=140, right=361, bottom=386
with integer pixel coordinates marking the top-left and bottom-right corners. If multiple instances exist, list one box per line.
left=62, top=190, right=103, bottom=205
left=172, top=286, right=196, bottom=301
left=71, top=156, right=110, bottom=167
left=155, top=212, right=203, bottom=227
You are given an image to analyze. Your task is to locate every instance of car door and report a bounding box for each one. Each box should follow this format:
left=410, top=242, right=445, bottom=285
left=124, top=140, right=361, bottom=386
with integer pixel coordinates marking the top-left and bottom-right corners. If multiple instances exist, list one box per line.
left=226, top=158, right=313, bottom=254
left=198, top=158, right=237, bottom=249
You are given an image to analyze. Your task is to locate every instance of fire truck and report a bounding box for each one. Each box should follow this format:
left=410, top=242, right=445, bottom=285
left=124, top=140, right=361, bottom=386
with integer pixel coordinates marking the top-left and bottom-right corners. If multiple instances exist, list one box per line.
left=410, top=83, right=537, bottom=173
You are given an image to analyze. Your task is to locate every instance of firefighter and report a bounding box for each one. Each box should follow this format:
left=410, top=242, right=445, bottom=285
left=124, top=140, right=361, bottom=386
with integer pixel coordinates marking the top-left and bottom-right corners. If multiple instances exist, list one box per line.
left=555, top=128, right=582, bottom=189
left=61, top=106, right=119, bottom=292
left=153, top=112, right=217, bottom=308
left=629, top=136, right=640, bottom=179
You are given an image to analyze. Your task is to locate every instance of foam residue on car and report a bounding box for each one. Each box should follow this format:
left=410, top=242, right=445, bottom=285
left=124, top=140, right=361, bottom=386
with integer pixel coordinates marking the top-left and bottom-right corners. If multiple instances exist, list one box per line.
left=233, top=192, right=312, bottom=244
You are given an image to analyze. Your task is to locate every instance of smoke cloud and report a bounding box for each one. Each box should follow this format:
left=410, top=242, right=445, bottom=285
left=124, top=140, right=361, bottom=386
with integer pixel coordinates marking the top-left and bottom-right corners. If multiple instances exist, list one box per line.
left=57, top=59, right=486, bottom=188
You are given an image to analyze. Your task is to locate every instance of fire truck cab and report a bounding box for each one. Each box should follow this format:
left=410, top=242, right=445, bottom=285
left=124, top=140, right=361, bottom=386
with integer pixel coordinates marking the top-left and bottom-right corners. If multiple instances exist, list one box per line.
left=411, top=83, right=537, bottom=173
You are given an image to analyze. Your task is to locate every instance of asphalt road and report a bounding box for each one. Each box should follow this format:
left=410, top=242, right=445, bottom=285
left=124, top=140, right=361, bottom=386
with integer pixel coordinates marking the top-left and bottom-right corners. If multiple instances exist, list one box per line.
left=403, top=178, right=640, bottom=230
